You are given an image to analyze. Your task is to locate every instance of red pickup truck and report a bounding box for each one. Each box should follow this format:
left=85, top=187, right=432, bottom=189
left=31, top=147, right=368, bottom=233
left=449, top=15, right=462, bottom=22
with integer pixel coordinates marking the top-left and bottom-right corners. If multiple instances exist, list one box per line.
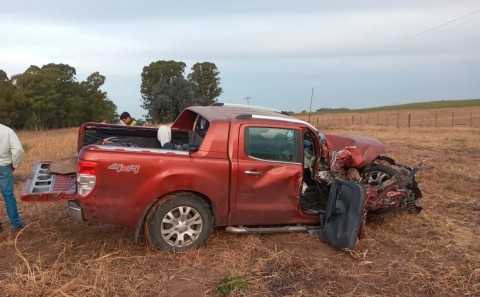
left=21, top=104, right=422, bottom=252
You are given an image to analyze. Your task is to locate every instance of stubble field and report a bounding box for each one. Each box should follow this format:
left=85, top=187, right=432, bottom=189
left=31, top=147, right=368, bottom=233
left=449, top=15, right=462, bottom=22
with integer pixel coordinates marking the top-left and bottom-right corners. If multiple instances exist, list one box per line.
left=0, top=116, right=479, bottom=296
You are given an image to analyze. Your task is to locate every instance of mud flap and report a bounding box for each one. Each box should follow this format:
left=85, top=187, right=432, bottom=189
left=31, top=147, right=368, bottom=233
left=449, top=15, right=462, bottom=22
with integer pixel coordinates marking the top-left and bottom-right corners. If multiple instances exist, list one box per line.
left=134, top=199, right=158, bottom=245
left=320, top=179, right=366, bottom=250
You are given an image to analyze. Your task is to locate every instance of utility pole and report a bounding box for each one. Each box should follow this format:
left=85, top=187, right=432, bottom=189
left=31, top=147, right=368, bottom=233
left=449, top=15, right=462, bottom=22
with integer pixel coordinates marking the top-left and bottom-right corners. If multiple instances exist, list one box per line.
left=244, top=96, right=251, bottom=105
left=308, top=88, right=314, bottom=123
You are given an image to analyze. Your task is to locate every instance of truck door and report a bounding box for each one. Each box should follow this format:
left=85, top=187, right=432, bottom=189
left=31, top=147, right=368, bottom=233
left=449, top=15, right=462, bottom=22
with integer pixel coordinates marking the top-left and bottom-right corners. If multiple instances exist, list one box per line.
left=320, top=179, right=366, bottom=250
left=230, top=125, right=303, bottom=225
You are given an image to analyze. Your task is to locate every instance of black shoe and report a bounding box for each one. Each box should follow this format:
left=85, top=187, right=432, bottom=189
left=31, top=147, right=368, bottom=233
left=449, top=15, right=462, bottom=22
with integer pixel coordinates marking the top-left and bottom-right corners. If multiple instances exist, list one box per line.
left=12, top=220, right=25, bottom=231
left=12, top=222, right=24, bottom=231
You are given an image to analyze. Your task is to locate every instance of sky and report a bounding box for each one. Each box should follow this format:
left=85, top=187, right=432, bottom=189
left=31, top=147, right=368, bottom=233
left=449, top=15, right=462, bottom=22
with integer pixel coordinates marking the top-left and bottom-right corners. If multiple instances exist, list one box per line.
left=1, top=1, right=479, bottom=118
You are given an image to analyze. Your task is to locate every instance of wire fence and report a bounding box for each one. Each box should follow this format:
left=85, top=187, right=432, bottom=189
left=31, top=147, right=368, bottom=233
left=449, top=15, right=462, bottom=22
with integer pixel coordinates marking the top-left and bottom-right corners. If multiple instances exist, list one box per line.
left=299, top=110, right=480, bottom=129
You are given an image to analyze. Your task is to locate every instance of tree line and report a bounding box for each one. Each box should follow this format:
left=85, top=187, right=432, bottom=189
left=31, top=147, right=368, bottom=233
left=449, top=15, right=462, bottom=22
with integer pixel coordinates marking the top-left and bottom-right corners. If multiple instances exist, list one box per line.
left=0, top=60, right=222, bottom=129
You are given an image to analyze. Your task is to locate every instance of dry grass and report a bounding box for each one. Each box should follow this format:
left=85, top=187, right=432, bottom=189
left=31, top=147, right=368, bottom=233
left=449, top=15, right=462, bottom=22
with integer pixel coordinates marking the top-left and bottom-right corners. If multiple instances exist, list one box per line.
left=0, top=124, right=479, bottom=296
left=299, top=106, right=480, bottom=129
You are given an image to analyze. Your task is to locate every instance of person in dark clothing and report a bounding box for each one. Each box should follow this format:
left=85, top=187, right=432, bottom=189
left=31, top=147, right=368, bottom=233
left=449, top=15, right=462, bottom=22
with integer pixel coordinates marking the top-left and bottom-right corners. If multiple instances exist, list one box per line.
left=120, top=112, right=141, bottom=126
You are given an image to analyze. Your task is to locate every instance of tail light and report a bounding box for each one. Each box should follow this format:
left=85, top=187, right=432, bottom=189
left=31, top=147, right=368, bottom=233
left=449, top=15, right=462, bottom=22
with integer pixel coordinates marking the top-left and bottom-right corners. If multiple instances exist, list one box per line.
left=77, top=161, right=97, bottom=197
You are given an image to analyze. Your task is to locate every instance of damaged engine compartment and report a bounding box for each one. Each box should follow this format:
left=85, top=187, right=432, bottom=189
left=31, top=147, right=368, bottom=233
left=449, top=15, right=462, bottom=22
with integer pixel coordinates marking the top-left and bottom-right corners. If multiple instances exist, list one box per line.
left=301, top=133, right=424, bottom=239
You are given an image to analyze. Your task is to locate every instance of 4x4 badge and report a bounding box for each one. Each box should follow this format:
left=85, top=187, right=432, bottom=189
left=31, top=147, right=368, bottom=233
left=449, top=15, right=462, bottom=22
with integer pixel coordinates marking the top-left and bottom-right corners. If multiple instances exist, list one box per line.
left=108, top=163, right=140, bottom=174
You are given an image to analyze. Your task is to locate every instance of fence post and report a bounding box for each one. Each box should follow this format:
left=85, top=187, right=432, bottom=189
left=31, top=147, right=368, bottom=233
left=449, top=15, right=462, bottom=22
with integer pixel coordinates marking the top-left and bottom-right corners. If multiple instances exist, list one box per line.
left=471, top=112, right=473, bottom=128
left=397, top=113, right=399, bottom=128
left=452, top=112, right=454, bottom=128
left=435, top=111, right=438, bottom=127
left=408, top=113, right=411, bottom=129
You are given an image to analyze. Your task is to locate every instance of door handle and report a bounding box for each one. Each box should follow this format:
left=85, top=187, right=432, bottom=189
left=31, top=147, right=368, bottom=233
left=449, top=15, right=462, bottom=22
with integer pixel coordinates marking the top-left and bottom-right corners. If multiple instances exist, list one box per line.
left=245, top=170, right=262, bottom=176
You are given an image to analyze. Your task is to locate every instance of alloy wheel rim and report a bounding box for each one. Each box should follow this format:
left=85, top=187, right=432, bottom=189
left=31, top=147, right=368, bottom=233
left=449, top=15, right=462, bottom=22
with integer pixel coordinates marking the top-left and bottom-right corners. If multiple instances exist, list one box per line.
left=160, top=206, right=203, bottom=247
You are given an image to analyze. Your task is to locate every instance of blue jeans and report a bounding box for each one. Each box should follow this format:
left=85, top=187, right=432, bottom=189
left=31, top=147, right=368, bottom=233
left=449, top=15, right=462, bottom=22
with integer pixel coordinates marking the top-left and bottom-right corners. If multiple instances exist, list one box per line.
left=0, top=165, right=22, bottom=228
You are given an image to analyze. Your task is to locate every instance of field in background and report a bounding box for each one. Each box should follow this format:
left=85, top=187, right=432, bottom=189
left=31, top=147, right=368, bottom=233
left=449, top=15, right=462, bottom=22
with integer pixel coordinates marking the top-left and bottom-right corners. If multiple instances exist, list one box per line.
left=298, top=106, right=480, bottom=129
left=0, top=123, right=479, bottom=296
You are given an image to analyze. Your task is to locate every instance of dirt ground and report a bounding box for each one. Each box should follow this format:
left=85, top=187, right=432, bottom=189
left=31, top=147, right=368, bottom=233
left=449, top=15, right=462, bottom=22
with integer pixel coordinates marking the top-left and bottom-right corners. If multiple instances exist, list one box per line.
left=0, top=124, right=479, bottom=296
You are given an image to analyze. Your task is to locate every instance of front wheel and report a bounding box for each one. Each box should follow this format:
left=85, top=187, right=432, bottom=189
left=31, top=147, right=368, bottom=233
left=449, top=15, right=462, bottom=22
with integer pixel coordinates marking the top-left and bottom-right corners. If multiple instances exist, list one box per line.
left=361, top=164, right=397, bottom=188
left=146, top=193, right=212, bottom=252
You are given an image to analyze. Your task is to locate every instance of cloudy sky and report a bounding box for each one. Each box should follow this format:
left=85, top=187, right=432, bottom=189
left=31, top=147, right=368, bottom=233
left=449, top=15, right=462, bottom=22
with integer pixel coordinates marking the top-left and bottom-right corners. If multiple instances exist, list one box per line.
left=1, top=1, right=479, bottom=118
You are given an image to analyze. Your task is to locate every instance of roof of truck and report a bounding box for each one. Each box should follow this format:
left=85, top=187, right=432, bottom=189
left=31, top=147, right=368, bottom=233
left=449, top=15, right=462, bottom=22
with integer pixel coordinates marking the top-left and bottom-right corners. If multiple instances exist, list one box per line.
left=186, top=103, right=318, bottom=131
left=188, top=103, right=292, bottom=120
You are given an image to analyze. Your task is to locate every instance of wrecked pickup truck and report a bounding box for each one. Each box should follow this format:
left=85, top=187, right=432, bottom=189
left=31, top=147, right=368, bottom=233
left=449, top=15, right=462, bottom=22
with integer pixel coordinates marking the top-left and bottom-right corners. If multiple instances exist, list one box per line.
left=21, top=103, right=423, bottom=252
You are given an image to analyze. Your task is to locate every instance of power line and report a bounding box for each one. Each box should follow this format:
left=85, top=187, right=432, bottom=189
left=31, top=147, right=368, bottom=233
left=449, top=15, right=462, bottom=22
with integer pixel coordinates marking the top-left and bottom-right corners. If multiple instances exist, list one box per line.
left=325, top=8, right=480, bottom=70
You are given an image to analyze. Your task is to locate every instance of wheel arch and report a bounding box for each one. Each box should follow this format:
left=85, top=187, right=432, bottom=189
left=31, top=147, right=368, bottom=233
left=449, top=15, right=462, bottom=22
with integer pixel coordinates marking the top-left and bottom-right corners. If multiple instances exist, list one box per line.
left=134, top=190, right=218, bottom=245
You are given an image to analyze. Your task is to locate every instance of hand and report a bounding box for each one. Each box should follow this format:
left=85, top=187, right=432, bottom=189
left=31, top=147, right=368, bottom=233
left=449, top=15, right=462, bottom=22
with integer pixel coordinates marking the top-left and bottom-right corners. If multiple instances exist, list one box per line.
left=11, top=166, right=15, bottom=172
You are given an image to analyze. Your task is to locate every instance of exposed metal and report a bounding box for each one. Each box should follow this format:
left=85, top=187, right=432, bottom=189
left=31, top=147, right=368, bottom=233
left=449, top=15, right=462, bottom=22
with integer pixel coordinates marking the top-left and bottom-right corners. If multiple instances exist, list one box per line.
left=67, top=201, right=84, bottom=221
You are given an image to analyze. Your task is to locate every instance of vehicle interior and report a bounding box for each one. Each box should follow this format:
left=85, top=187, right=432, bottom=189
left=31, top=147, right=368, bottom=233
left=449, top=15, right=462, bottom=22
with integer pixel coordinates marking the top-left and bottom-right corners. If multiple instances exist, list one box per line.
left=300, top=131, right=329, bottom=215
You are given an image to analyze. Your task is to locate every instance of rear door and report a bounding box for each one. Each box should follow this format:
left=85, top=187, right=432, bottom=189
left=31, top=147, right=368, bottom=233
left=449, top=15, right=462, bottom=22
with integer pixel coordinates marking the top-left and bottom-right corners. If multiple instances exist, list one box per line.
left=21, top=160, right=77, bottom=202
left=320, top=179, right=366, bottom=250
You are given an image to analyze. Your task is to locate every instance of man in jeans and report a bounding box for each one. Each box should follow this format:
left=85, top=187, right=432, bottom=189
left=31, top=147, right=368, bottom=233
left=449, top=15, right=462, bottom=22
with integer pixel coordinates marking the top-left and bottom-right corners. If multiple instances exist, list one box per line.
left=0, top=123, right=24, bottom=231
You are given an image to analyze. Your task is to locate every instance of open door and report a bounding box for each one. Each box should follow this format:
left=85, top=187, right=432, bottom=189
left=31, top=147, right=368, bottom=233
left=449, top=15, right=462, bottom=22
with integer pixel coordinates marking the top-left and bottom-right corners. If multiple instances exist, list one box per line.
left=320, top=179, right=366, bottom=250
left=21, top=160, right=77, bottom=202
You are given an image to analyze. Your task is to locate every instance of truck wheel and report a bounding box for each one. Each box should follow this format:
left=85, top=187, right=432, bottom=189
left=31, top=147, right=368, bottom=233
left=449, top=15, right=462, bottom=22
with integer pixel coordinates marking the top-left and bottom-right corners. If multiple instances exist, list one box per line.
left=362, top=165, right=397, bottom=188
left=146, top=194, right=212, bottom=252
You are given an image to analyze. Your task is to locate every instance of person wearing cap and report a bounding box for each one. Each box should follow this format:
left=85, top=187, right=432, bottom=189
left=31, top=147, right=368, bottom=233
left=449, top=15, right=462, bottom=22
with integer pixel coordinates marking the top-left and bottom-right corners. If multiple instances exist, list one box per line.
left=119, top=112, right=142, bottom=126
left=0, top=123, right=24, bottom=231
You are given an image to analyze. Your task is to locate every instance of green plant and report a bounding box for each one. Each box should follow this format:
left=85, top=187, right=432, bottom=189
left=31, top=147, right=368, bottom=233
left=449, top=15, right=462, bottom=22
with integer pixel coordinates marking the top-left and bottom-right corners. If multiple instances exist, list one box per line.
left=216, top=276, right=250, bottom=296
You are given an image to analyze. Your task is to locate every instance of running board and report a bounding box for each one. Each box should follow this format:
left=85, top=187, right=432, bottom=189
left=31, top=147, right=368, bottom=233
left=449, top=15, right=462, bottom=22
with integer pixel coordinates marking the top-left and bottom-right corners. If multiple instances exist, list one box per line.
left=226, top=225, right=322, bottom=234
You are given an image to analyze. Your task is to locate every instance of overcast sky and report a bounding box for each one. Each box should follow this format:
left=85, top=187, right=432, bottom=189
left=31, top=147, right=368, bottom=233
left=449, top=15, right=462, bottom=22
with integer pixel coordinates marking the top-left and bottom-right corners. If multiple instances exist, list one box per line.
left=1, top=1, right=479, bottom=118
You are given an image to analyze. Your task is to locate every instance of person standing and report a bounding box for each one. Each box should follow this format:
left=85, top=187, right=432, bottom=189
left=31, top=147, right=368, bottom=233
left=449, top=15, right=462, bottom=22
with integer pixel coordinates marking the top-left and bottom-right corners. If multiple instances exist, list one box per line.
left=0, top=123, right=24, bottom=231
left=119, top=112, right=142, bottom=126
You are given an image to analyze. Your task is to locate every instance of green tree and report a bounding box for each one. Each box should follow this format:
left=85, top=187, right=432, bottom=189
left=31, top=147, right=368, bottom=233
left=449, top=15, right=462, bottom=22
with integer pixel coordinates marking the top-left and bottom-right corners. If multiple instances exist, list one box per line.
left=0, top=70, right=14, bottom=125
left=0, top=69, right=7, bottom=81
left=187, top=62, right=223, bottom=105
left=141, top=60, right=186, bottom=103
left=80, top=71, right=118, bottom=123
left=5, top=64, right=118, bottom=129
left=141, top=60, right=223, bottom=123
left=148, top=77, right=197, bottom=123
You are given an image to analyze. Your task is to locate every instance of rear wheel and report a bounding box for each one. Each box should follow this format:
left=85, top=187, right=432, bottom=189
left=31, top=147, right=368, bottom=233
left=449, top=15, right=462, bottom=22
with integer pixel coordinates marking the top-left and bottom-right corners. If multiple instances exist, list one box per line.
left=146, top=193, right=212, bottom=252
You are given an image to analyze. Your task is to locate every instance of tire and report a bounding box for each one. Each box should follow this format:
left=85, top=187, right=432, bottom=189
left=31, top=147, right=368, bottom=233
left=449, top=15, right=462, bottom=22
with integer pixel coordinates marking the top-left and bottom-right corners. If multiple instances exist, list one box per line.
left=146, top=193, right=212, bottom=252
left=361, top=164, right=397, bottom=188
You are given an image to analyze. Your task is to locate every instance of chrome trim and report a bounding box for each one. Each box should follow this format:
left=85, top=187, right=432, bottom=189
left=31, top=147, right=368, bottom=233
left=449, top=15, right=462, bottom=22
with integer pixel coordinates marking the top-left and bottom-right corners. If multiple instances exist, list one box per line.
left=226, top=225, right=308, bottom=234
left=247, top=155, right=302, bottom=165
left=250, top=114, right=319, bottom=132
left=213, top=103, right=283, bottom=113
left=92, top=145, right=190, bottom=155
left=245, top=170, right=262, bottom=176
left=67, top=201, right=84, bottom=221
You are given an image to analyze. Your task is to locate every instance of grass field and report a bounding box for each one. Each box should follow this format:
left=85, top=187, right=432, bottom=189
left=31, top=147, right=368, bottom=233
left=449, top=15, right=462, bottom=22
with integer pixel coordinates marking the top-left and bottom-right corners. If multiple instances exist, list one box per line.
left=0, top=122, right=479, bottom=296
left=299, top=106, right=480, bottom=129
left=298, top=99, right=480, bottom=115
